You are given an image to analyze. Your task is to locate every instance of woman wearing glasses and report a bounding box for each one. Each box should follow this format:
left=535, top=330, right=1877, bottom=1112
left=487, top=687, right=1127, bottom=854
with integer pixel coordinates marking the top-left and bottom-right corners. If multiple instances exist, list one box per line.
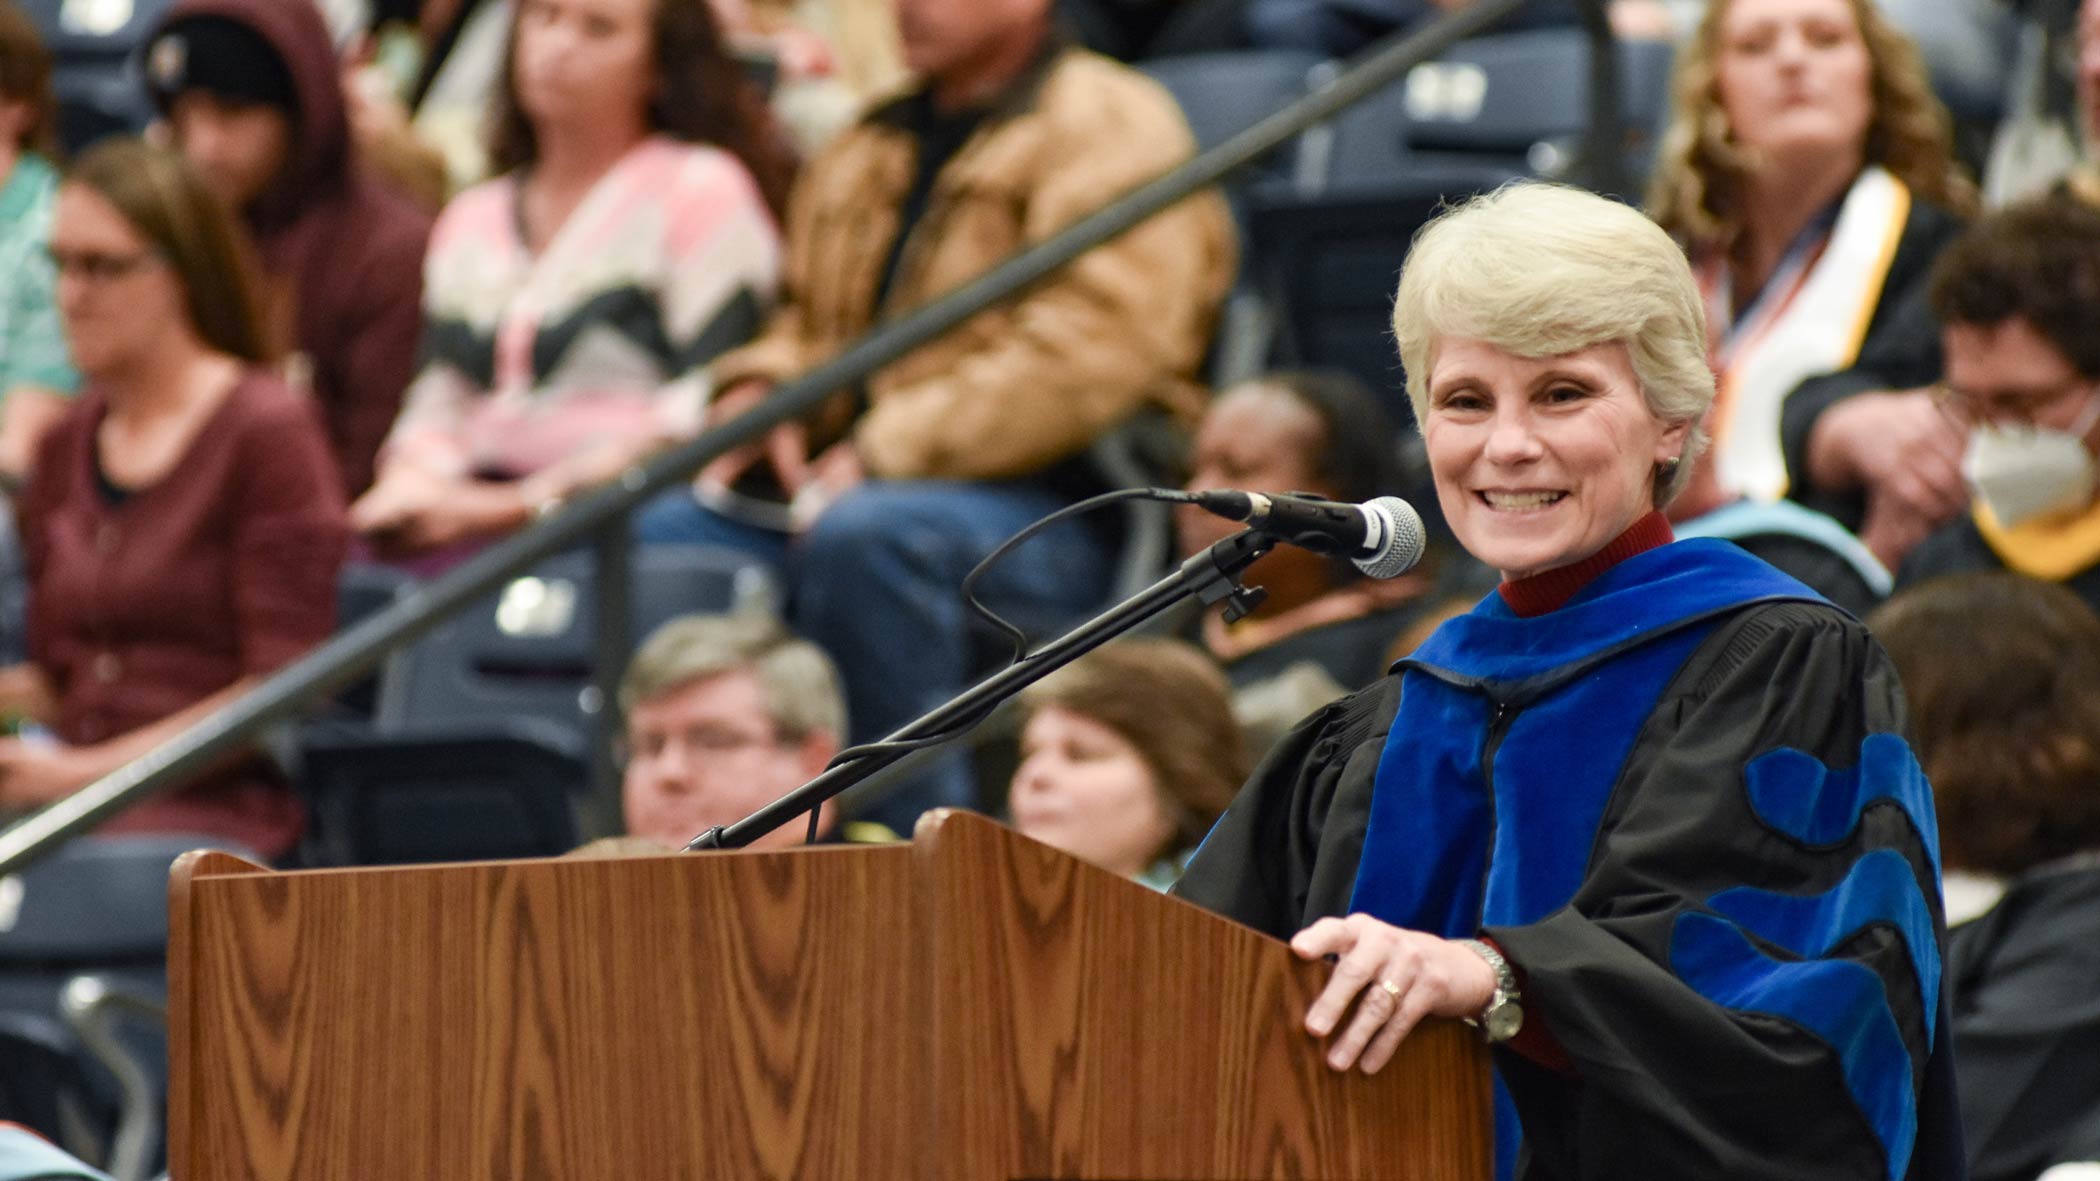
left=1892, top=197, right=2100, bottom=612
left=0, top=140, right=345, bottom=859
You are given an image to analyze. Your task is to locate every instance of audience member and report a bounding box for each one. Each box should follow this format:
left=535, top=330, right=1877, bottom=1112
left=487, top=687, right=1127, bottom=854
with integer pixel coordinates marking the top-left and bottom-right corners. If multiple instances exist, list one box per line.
left=1892, top=197, right=2100, bottom=614
left=1175, top=372, right=1446, bottom=749
left=0, top=141, right=345, bottom=859
left=1871, top=572, right=2100, bottom=1181
left=350, top=0, right=787, bottom=564
left=1010, top=638, right=1246, bottom=888
left=0, top=0, right=75, bottom=484
left=618, top=612, right=892, bottom=850
left=144, top=0, right=433, bottom=500
left=1648, top=0, right=1974, bottom=572
left=637, top=0, right=1236, bottom=829
left=0, top=2, right=73, bottom=668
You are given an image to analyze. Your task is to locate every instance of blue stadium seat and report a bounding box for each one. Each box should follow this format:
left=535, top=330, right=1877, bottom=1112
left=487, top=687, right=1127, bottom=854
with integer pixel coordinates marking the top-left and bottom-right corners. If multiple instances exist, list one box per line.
left=0, top=834, right=251, bottom=1175
left=374, top=544, right=776, bottom=739
left=1140, top=49, right=1325, bottom=178
left=295, top=545, right=775, bottom=866
left=17, top=0, right=170, bottom=154
left=297, top=720, right=589, bottom=866
left=1302, top=29, right=1677, bottom=194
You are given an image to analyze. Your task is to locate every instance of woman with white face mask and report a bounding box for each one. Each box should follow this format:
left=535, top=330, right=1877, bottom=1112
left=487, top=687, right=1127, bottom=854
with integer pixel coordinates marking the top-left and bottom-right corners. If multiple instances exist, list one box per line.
left=1896, top=197, right=2100, bottom=615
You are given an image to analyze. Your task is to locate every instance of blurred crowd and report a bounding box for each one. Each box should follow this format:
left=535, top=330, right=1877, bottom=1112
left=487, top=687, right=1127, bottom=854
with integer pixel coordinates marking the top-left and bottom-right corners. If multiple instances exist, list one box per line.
left=6, top=0, right=2100, bottom=1173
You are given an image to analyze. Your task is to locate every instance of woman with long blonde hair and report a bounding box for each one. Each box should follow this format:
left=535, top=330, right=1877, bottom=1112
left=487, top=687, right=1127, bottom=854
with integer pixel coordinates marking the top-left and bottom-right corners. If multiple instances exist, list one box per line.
left=1646, top=0, right=1975, bottom=567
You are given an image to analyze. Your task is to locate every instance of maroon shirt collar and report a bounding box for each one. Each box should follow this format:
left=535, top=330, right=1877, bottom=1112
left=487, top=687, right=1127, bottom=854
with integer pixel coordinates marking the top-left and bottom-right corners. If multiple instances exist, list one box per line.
left=1497, top=511, right=1675, bottom=618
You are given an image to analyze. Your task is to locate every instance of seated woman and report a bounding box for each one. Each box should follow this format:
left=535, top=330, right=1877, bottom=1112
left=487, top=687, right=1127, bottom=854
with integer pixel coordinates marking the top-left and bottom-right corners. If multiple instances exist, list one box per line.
left=0, top=140, right=346, bottom=860
left=1646, top=0, right=1975, bottom=567
left=1870, top=573, right=2100, bottom=1181
left=1009, top=638, right=1246, bottom=890
left=349, top=0, right=789, bottom=563
left=1175, top=184, right=1959, bottom=1178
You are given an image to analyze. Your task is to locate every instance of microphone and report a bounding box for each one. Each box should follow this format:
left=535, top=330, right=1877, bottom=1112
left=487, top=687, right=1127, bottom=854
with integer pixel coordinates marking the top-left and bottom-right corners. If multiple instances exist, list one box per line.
left=1190, top=490, right=1426, bottom=578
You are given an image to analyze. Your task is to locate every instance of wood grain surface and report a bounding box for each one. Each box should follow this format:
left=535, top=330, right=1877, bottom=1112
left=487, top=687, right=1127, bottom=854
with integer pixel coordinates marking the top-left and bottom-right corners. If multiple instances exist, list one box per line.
left=170, top=846, right=919, bottom=1180
left=170, top=818, right=1491, bottom=1179
left=917, top=810, right=1493, bottom=1181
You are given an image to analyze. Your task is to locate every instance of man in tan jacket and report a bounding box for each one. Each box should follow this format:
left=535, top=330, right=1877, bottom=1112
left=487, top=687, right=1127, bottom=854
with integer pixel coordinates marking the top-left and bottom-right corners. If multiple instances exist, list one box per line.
left=637, top=0, right=1236, bottom=830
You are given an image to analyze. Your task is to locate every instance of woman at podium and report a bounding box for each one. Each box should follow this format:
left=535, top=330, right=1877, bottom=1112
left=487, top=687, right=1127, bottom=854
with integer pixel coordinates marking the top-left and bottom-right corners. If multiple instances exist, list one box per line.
left=1174, top=184, right=1961, bottom=1180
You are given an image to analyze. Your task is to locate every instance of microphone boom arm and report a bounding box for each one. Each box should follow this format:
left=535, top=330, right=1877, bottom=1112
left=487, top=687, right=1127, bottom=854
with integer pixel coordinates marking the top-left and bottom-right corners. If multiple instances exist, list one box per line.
left=686, top=527, right=1281, bottom=851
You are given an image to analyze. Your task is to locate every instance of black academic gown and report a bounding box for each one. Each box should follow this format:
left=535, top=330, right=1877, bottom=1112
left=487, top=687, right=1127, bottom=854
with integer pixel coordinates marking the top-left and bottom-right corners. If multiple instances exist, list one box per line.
left=1949, top=855, right=2100, bottom=1181
left=1177, top=542, right=1964, bottom=1181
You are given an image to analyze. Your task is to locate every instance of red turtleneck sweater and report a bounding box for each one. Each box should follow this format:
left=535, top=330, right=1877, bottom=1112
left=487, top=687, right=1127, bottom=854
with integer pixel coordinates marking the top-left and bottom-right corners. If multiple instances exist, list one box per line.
left=1497, top=511, right=1676, bottom=618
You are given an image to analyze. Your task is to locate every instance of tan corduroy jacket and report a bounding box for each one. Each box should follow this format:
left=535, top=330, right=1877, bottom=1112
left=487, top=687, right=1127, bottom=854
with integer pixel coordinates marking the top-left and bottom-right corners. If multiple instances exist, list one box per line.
left=714, top=45, right=1238, bottom=481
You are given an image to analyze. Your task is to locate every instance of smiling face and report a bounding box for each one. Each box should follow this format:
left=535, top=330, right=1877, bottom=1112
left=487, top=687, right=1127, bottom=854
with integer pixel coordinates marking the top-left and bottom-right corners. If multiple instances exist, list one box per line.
left=1714, top=0, right=1873, bottom=168
left=1423, top=338, right=1688, bottom=582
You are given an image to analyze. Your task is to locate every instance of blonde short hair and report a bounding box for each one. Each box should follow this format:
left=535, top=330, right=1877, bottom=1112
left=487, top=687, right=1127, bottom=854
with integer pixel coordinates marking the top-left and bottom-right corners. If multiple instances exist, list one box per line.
left=1391, top=182, right=1714, bottom=506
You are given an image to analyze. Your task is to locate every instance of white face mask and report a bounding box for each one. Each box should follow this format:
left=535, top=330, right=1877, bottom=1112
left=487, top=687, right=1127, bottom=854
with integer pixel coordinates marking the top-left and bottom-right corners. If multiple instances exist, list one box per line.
left=1962, top=389, right=2100, bottom=529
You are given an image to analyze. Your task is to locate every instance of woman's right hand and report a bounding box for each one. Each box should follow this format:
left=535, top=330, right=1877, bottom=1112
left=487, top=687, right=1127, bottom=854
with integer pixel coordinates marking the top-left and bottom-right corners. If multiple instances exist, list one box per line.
left=348, top=465, right=451, bottom=545
left=1806, top=388, right=1969, bottom=525
left=697, top=380, right=810, bottom=495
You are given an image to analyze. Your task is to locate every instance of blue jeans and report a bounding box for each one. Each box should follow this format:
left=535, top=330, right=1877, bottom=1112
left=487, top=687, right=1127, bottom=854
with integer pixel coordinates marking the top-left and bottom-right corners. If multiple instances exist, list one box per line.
left=638, top=481, right=1115, bottom=833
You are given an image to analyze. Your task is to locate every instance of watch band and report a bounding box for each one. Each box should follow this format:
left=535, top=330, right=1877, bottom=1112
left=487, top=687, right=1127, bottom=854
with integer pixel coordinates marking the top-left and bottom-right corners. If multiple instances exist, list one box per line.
left=1458, top=938, right=1525, bottom=1044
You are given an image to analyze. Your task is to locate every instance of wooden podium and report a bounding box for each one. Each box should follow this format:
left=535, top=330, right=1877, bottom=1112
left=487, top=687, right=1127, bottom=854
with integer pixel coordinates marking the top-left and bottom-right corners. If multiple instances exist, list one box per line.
left=167, top=810, right=1491, bottom=1179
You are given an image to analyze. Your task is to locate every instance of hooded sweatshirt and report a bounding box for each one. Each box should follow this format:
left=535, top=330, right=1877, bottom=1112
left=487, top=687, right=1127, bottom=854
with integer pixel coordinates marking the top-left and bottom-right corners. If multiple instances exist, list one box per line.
left=151, top=0, right=432, bottom=498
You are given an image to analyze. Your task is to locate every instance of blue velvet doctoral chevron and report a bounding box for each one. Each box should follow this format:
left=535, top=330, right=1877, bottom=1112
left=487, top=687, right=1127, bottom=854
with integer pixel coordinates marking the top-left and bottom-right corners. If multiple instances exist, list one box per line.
left=1670, top=910, right=1920, bottom=1180
left=1349, top=539, right=1822, bottom=1180
left=1687, top=736, right=1947, bottom=1181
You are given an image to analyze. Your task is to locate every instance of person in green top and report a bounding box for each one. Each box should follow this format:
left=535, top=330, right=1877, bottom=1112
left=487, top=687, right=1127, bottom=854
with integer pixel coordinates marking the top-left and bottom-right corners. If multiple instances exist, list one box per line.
left=0, top=0, right=78, bottom=487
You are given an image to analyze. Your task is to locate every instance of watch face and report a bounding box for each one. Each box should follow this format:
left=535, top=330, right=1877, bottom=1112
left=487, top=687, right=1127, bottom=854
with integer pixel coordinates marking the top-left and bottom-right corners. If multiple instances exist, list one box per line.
left=1485, top=1000, right=1525, bottom=1043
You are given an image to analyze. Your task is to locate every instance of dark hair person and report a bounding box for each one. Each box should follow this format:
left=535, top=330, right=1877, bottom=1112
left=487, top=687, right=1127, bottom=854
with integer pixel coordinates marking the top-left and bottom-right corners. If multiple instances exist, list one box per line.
left=1010, top=638, right=1247, bottom=887
left=1893, top=197, right=2100, bottom=614
left=0, top=140, right=345, bottom=858
left=350, top=0, right=785, bottom=564
left=488, top=0, right=793, bottom=217
left=1871, top=572, right=2100, bottom=1181
left=1177, top=371, right=1441, bottom=701
left=1176, top=183, right=1958, bottom=1179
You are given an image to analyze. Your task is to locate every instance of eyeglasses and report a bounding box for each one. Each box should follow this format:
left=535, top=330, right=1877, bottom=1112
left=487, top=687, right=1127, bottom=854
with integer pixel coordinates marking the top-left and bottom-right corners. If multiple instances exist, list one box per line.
left=1932, top=378, right=2099, bottom=429
left=46, top=247, right=162, bottom=283
left=622, top=724, right=794, bottom=765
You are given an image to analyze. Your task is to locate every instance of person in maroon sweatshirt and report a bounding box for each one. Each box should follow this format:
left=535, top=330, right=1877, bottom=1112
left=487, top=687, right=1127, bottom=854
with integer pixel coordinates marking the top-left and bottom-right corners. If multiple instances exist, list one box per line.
left=143, top=0, right=431, bottom=499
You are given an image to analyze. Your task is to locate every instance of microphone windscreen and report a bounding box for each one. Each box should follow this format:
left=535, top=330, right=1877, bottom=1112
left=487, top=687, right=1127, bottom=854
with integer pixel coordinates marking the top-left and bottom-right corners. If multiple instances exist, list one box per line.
left=1354, top=497, right=1426, bottom=579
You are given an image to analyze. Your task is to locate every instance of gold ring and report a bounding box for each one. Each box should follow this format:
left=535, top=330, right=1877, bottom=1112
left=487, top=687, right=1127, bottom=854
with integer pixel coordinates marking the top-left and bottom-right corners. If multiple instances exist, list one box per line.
left=1378, top=979, right=1402, bottom=1002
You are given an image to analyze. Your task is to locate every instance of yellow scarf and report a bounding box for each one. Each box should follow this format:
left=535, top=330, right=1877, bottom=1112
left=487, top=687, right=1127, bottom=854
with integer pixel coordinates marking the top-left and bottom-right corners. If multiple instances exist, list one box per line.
left=1972, top=499, right=2100, bottom=581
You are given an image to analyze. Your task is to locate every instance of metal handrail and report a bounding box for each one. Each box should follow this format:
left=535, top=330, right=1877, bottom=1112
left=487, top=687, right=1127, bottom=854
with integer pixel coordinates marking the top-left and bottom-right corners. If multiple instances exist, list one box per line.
left=0, top=0, right=1611, bottom=875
